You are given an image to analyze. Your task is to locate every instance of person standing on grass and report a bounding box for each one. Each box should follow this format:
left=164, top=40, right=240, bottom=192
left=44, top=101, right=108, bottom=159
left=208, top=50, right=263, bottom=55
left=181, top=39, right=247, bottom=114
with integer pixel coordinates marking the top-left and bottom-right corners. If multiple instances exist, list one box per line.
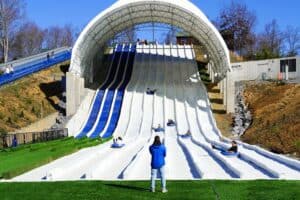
left=149, top=136, right=167, bottom=193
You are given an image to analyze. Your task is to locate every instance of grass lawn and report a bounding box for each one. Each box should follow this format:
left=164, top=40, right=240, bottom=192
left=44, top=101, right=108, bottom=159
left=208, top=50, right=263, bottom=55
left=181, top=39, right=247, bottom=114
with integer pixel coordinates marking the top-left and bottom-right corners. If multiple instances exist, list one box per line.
left=0, top=180, right=299, bottom=200
left=0, top=137, right=110, bottom=179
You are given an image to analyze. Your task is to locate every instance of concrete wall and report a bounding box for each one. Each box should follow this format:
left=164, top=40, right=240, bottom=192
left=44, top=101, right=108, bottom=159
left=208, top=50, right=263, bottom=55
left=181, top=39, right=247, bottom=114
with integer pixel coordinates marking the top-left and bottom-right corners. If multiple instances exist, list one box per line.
left=13, top=113, right=59, bottom=133
left=66, top=72, right=85, bottom=116
left=224, top=56, right=300, bottom=113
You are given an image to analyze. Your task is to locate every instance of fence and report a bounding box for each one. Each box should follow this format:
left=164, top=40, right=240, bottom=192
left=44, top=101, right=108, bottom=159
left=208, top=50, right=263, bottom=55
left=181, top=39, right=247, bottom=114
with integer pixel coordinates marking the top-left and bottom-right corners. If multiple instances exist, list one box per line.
left=0, top=128, right=68, bottom=149
left=0, top=47, right=71, bottom=71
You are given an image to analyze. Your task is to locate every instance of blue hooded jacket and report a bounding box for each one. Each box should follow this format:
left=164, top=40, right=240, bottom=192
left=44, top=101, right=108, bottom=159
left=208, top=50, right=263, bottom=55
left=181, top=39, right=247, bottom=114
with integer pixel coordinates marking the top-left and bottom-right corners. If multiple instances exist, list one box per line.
left=149, top=144, right=166, bottom=169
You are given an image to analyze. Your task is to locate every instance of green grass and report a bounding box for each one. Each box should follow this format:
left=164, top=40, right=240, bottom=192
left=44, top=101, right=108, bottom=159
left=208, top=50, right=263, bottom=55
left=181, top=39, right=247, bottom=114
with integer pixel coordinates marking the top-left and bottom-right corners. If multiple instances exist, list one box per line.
left=0, top=137, right=111, bottom=179
left=0, top=180, right=299, bottom=200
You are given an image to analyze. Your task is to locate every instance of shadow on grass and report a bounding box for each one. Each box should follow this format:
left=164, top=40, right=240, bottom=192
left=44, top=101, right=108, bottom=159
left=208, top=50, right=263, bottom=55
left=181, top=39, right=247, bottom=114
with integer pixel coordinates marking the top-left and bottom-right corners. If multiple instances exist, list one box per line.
left=104, top=183, right=149, bottom=192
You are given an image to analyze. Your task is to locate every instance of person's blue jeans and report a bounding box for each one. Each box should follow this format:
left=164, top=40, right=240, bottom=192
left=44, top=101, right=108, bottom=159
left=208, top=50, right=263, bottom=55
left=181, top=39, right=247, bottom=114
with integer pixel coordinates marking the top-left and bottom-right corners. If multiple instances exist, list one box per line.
left=151, top=165, right=166, bottom=190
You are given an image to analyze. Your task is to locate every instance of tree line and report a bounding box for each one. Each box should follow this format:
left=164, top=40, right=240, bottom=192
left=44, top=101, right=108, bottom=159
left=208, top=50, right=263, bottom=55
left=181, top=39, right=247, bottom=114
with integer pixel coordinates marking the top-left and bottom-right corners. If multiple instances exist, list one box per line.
left=0, top=0, right=76, bottom=63
left=214, top=1, right=300, bottom=60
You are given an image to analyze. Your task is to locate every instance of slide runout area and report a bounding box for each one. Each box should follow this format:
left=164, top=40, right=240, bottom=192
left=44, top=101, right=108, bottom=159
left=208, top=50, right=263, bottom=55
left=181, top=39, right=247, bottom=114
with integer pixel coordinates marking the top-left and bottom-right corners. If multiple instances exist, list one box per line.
left=88, top=45, right=131, bottom=138
left=75, top=44, right=123, bottom=138
left=13, top=141, right=113, bottom=181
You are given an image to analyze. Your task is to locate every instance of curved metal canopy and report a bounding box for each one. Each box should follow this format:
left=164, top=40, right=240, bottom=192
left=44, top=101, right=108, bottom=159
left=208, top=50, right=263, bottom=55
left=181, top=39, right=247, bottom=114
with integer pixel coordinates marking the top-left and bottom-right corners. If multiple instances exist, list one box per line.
left=70, top=0, right=231, bottom=79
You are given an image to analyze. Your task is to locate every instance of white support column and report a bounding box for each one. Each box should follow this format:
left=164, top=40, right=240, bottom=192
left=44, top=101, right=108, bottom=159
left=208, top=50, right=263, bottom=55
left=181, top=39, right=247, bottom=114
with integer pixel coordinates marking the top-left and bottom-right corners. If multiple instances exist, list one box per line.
left=223, top=77, right=227, bottom=107
left=219, top=79, right=223, bottom=94
left=89, top=60, right=94, bottom=84
left=66, top=72, right=85, bottom=117
left=211, top=64, right=215, bottom=83
left=285, top=64, right=289, bottom=80
left=226, top=73, right=235, bottom=113
left=66, top=72, right=76, bottom=116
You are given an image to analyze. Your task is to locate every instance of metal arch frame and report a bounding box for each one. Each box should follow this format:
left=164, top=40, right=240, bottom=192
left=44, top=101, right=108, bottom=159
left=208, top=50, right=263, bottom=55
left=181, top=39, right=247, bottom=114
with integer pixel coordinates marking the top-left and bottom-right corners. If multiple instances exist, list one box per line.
left=70, top=0, right=231, bottom=80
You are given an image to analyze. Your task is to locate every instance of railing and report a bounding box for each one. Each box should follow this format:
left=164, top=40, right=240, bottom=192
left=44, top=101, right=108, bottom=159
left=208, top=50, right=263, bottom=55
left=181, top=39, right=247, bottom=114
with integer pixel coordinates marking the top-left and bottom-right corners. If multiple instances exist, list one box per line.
left=0, top=47, right=71, bottom=71
left=0, top=128, right=68, bottom=149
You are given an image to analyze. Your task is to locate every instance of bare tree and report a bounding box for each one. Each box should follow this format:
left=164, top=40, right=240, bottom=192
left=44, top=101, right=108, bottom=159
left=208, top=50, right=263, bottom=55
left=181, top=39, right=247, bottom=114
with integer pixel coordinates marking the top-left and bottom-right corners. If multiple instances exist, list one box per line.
left=11, top=21, right=44, bottom=58
left=164, top=26, right=177, bottom=44
left=113, top=26, right=136, bottom=44
left=215, top=1, right=256, bottom=57
left=0, top=0, right=24, bottom=63
left=44, top=26, right=61, bottom=49
left=284, top=26, right=300, bottom=56
left=44, top=24, right=75, bottom=49
left=256, top=19, right=283, bottom=59
left=60, top=24, right=74, bottom=47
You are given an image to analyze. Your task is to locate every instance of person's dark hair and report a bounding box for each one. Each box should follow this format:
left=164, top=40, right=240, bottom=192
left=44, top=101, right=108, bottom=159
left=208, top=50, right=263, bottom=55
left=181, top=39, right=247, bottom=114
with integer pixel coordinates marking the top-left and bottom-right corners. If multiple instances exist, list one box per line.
left=232, top=140, right=237, bottom=145
left=153, top=136, right=161, bottom=146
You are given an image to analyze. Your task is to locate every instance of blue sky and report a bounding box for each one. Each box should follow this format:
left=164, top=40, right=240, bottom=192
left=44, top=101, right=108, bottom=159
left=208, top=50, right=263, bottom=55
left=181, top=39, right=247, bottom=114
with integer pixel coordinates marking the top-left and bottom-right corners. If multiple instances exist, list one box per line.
left=26, top=0, right=300, bottom=33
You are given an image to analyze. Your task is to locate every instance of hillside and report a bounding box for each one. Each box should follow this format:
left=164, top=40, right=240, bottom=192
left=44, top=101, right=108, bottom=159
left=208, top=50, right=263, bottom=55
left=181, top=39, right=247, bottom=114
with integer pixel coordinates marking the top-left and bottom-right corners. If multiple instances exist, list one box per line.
left=0, top=62, right=69, bottom=133
left=242, top=81, right=300, bottom=158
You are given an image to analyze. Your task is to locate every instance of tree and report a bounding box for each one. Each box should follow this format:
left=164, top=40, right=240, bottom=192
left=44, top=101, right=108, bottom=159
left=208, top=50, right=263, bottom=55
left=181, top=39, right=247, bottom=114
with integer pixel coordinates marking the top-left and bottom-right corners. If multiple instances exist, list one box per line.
left=215, top=1, right=256, bottom=57
left=11, top=21, right=44, bottom=58
left=0, top=0, right=24, bottom=63
left=44, top=26, right=61, bottom=49
left=284, top=26, right=300, bottom=56
left=164, top=24, right=178, bottom=44
left=60, top=24, right=74, bottom=47
left=256, top=20, right=283, bottom=59
left=44, top=24, right=75, bottom=49
left=112, top=26, right=136, bottom=44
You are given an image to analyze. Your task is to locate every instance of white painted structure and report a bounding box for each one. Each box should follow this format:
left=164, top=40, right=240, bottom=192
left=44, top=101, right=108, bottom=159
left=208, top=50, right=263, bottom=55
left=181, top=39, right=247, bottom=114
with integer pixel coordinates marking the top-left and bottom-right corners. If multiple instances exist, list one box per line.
left=217, top=56, right=300, bottom=113
left=67, top=0, right=231, bottom=116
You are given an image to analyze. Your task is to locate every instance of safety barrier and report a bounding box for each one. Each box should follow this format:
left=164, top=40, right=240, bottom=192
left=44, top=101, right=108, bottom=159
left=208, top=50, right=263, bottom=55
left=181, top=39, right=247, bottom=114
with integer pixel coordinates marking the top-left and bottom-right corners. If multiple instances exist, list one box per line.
left=0, top=128, right=68, bottom=149
left=0, top=51, right=71, bottom=87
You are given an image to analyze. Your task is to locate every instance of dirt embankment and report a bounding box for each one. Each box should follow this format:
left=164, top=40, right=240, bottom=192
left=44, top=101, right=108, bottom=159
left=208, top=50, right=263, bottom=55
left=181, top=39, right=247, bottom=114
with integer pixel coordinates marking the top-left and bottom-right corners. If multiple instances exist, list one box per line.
left=0, top=63, right=69, bottom=133
left=242, top=82, right=300, bottom=157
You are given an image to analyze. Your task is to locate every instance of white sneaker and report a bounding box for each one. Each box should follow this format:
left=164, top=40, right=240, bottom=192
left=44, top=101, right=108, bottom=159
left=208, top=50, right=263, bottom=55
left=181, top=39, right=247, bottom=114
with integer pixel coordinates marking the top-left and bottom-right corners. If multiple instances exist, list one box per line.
left=162, top=188, right=168, bottom=193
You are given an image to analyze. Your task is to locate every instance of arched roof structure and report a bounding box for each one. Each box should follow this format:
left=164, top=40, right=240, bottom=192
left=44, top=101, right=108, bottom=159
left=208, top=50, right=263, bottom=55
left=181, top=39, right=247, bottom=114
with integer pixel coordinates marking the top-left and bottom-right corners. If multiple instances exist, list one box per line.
left=70, top=0, right=231, bottom=80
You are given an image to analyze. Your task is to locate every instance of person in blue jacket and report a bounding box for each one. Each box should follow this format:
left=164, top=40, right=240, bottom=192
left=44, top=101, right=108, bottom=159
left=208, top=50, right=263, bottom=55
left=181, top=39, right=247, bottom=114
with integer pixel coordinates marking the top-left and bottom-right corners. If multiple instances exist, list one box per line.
left=149, top=136, right=167, bottom=193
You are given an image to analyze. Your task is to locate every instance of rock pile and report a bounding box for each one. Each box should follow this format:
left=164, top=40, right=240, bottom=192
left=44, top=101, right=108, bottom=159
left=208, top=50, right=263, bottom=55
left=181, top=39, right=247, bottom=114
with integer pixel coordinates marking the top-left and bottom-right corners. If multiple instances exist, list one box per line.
left=232, top=83, right=252, bottom=136
left=51, top=92, right=67, bottom=130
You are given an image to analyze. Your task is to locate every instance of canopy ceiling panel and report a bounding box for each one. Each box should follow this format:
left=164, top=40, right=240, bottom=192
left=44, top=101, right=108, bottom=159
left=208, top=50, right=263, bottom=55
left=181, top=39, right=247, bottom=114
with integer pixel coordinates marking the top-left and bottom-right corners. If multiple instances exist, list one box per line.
left=70, top=0, right=231, bottom=80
